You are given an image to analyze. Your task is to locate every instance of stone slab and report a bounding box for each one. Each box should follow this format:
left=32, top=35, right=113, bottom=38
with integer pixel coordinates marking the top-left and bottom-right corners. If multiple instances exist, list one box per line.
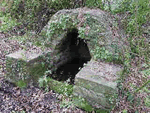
left=73, top=60, right=123, bottom=110
left=5, top=49, right=52, bottom=86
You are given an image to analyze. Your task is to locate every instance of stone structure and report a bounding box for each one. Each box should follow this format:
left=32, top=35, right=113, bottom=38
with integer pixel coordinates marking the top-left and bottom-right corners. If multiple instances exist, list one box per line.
left=41, top=7, right=128, bottom=75
left=39, top=8, right=127, bottom=110
left=73, top=60, right=123, bottom=110
left=6, top=49, right=51, bottom=86
left=6, top=8, right=129, bottom=110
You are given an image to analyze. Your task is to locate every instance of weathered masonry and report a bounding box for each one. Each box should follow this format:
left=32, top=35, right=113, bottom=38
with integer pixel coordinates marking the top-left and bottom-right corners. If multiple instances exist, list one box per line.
left=6, top=8, right=128, bottom=111
left=47, top=28, right=91, bottom=83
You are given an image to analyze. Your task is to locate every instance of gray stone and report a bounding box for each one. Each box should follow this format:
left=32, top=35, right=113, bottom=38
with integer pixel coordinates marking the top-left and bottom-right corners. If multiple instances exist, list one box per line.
left=38, top=8, right=128, bottom=110
left=41, top=7, right=129, bottom=72
left=5, top=7, right=127, bottom=110
left=5, top=49, right=51, bottom=86
left=73, top=60, right=123, bottom=110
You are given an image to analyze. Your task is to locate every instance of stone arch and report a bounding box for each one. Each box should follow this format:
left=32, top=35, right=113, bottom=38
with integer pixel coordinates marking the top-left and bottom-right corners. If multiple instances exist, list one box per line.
left=49, top=28, right=91, bottom=84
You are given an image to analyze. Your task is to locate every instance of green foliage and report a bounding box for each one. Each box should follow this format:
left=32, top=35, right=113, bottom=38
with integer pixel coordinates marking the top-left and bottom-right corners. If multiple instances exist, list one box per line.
left=50, top=80, right=73, bottom=97
left=38, top=75, right=50, bottom=92
left=78, top=27, right=86, bottom=39
left=86, top=0, right=104, bottom=9
left=112, top=3, right=150, bottom=112
left=135, top=80, right=150, bottom=93
left=0, top=11, right=21, bottom=32
left=0, top=0, right=21, bottom=32
left=38, top=76, right=109, bottom=112
left=46, top=15, right=77, bottom=38
left=0, top=0, right=74, bottom=32
left=1, top=0, right=149, bottom=112
left=122, top=109, right=127, bottom=113
left=38, top=76, right=73, bottom=96
left=16, top=80, right=27, bottom=88
left=84, top=0, right=114, bottom=11
left=113, top=0, right=150, bottom=36
left=91, top=42, right=123, bottom=64
left=144, top=96, right=150, bottom=107
left=73, top=96, right=109, bottom=112
left=142, top=68, right=150, bottom=77
left=73, top=96, right=94, bottom=112
left=60, top=100, right=75, bottom=109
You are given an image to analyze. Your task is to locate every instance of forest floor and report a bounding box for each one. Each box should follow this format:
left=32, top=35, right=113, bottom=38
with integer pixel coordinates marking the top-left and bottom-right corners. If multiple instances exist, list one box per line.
left=0, top=20, right=149, bottom=112
left=0, top=32, right=86, bottom=113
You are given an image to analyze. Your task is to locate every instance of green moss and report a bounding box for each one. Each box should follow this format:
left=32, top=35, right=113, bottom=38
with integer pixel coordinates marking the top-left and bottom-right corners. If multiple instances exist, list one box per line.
left=144, top=96, right=150, bottom=107
left=39, top=77, right=73, bottom=96
left=73, top=96, right=109, bottom=113
left=16, top=80, right=27, bottom=88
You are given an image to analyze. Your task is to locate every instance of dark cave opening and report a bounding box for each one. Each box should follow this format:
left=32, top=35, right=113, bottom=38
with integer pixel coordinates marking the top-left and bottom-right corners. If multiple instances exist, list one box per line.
left=51, top=28, right=91, bottom=84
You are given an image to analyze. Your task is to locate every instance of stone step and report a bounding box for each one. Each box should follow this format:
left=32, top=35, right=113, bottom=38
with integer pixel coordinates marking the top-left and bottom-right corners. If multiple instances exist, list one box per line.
left=5, top=49, right=52, bottom=86
left=73, top=60, right=123, bottom=110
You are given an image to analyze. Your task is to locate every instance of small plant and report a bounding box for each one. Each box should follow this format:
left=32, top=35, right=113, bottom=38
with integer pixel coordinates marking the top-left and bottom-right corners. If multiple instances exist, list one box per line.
left=0, top=12, right=21, bottom=32
left=144, top=96, right=150, bottom=107
left=38, top=76, right=73, bottom=96
left=38, top=75, right=50, bottom=92
left=16, top=80, right=27, bottom=88
left=85, top=0, right=105, bottom=10
left=45, top=15, right=78, bottom=38
left=73, top=96, right=93, bottom=112
left=91, top=45, right=122, bottom=64
left=60, top=99, right=75, bottom=109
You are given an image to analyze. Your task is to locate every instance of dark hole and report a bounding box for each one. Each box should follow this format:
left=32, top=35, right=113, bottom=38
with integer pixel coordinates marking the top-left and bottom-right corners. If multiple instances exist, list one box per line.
left=50, top=28, right=91, bottom=84
left=53, top=57, right=89, bottom=84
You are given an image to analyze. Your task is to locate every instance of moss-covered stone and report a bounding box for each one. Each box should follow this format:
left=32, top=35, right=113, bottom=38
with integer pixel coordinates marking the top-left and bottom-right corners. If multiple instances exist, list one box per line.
left=73, top=60, right=123, bottom=110
left=5, top=50, right=51, bottom=86
left=41, top=7, right=129, bottom=67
